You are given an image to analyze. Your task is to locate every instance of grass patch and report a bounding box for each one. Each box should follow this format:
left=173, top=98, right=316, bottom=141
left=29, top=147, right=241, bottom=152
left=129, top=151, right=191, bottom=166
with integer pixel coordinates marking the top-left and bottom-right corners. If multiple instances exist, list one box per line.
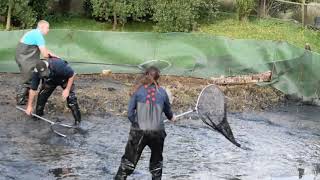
left=199, top=14, right=320, bottom=52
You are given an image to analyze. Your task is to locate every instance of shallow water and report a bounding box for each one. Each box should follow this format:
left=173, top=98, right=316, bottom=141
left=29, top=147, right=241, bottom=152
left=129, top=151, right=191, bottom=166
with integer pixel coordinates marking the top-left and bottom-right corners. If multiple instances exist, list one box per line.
left=0, top=104, right=320, bottom=180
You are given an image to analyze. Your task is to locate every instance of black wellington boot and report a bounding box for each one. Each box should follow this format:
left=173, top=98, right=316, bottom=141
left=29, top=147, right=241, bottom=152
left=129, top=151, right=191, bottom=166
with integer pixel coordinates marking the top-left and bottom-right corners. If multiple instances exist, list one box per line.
left=16, top=85, right=29, bottom=105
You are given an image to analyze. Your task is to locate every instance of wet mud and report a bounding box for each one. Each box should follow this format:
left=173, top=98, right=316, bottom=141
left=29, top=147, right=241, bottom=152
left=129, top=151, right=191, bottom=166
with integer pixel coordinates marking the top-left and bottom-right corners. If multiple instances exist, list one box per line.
left=0, top=73, right=319, bottom=180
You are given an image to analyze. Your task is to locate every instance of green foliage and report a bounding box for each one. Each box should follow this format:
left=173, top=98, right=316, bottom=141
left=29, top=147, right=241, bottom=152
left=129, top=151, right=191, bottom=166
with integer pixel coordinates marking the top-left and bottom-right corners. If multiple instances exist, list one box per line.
left=151, top=0, right=196, bottom=32
left=91, top=0, right=130, bottom=24
left=0, top=0, right=36, bottom=28
left=112, top=0, right=132, bottom=24
left=90, top=0, right=150, bottom=27
left=129, top=0, right=151, bottom=22
left=151, top=0, right=219, bottom=32
left=90, top=0, right=110, bottom=21
left=0, top=1, right=7, bottom=16
left=49, top=16, right=154, bottom=31
left=28, top=0, right=50, bottom=20
left=83, top=0, right=93, bottom=17
left=90, top=0, right=218, bottom=32
left=236, top=0, right=255, bottom=21
left=197, top=0, right=220, bottom=22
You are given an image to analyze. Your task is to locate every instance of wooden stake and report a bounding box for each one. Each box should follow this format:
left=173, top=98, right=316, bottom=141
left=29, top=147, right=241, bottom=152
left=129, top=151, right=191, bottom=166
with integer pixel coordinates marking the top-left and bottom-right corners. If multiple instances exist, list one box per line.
left=5, top=0, right=13, bottom=31
left=302, top=0, right=306, bottom=26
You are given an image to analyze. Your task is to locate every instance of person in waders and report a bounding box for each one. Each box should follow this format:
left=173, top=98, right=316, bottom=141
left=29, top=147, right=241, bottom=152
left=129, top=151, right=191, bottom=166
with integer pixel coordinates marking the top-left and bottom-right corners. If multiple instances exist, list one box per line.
left=25, top=58, right=81, bottom=125
left=114, top=66, right=176, bottom=180
left=16, top=20, right=59, bottom=105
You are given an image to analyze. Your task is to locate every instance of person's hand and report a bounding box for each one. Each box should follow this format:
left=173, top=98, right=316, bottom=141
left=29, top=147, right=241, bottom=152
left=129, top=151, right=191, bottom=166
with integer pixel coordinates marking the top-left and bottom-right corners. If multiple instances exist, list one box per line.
left=25, top=106, right=33, bottom=116
left=48, top=53, right=59, bottom=59
left=62, top=89, right=70, bottom=100
left=170, top=115, right=176, bottom=122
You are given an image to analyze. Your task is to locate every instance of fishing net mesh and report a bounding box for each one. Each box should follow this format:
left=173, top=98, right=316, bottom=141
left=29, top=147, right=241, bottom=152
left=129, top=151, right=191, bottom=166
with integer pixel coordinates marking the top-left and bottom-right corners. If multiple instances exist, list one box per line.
left=197, top=85, right=241, bottom=147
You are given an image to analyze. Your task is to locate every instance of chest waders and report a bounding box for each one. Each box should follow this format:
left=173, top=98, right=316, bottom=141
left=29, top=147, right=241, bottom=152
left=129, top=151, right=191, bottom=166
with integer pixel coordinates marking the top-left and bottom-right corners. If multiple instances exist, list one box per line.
left=15, top=42, right=40, bottom=105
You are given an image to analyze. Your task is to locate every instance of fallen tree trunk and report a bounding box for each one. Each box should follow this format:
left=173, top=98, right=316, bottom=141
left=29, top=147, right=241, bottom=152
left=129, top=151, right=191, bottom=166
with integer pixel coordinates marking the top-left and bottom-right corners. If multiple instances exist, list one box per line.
left=210, top=71, right=272, bottom=85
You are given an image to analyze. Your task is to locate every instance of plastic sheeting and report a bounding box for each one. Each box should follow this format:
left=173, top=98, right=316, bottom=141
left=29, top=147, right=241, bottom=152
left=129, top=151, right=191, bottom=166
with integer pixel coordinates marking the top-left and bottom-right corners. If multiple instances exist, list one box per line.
left=1, top=30, right=320, bottom=101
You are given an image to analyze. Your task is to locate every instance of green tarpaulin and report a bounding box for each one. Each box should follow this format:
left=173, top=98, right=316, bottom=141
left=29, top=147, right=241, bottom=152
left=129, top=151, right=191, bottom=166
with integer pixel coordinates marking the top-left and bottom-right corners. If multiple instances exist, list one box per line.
left=1, top=30, right=320, bottom=102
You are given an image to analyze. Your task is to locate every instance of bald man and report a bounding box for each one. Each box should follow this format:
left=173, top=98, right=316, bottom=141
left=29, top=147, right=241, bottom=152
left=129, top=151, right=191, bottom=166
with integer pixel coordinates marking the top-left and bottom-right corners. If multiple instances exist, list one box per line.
left=16, top=20, right=59, bottom=105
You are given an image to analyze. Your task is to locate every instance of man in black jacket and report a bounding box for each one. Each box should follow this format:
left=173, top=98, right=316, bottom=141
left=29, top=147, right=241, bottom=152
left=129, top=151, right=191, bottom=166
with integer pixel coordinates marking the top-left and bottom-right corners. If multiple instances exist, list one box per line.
left=25, top=58, right=81, bottom=125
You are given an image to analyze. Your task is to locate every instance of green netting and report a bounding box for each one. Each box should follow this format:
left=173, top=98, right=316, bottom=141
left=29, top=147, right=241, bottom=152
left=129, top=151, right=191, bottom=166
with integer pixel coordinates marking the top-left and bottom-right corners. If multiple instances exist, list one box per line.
left=1, top=30, right=320, bottom=101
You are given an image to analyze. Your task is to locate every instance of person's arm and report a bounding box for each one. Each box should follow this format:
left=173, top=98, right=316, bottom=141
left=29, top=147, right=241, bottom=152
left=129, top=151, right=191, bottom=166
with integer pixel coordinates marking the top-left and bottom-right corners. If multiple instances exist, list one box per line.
left=62, top=74, right=75, bottom=100
left=163, top=90, right=175, bottom=121
left=39, top=46, right=59, bottom=59
left=25, top=90, right=37, bottom=116
left=36, top=33, right=59, bottom=58
left=128, top=93, right=137, bottom=123
left=38, top=46, right=50, bottom=58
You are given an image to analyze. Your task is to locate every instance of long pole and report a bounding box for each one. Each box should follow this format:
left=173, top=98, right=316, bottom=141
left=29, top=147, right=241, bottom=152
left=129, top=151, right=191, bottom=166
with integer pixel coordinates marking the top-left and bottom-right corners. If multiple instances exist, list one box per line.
left=302, top=0, right=306, bottom=26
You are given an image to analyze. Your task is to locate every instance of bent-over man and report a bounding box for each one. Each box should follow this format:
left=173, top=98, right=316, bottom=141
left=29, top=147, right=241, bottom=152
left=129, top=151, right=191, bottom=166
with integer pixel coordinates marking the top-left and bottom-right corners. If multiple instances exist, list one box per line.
left=25, top=58, right=81, bottom=125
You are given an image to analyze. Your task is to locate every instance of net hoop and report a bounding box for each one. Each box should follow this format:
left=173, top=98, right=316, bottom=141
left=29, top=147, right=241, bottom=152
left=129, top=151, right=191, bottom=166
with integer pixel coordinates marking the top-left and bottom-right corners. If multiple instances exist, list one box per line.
left=195, top=84, right=225, bottom=112
left=138, top=59, right=172, bottom=71
left=51, top=123, right=77, bottom=137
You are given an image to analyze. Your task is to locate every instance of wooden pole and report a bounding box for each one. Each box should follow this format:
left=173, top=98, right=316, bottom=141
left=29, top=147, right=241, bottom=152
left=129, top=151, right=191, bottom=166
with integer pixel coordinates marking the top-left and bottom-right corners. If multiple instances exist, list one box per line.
left=302, top=0, right=306, bottom=26
left=304, top=2, right=308, bottom=26
left=112, top=0, right=118, bottom=31
left=263, top=0, right=266, bottom=17
left=113, top=11, right=117, bottom=31
left=5, top=0, right=13, bottom=31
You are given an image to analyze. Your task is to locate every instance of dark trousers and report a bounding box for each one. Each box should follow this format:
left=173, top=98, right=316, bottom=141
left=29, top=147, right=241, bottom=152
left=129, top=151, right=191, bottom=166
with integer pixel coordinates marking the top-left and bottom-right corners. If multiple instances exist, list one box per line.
left=115, top=128, right=166, bottom=180
left=35, top=82, right=81, bottom=124
left=15, top=43, right=40, bottom=105
left=15, top=60, right=37, bottom=105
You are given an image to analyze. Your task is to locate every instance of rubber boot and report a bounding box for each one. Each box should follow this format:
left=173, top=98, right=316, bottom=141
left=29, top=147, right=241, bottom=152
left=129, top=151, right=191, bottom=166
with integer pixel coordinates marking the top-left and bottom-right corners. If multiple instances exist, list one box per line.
left=68, top=103, right=81, bottom=125
left=35, top=104, right=45, bottom=116
left=16, top=85, right=29, bottom=105
left=35, top=84, right=56, bottom=118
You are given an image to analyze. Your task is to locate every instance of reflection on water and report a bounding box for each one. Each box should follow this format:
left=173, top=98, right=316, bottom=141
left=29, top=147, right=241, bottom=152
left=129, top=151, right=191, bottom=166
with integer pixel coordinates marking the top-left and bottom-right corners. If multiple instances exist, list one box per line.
left=0, top=104, right=320, bottom=180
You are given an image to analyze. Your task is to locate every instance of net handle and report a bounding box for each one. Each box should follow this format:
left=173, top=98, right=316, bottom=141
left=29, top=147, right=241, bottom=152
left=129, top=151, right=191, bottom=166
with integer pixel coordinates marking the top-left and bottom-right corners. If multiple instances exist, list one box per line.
left=164, top=84, right=219, bottom=123
left=163, top=109, right=196, bottom=123
left=69, top=61, right=138, bottom=68
left=69, top=59, right=172, bottom=71
left=16, top=106, right=73, bottom=137
left=175, top=110, right=196, bottom=118
left=16, top=106, right=54, bottom=124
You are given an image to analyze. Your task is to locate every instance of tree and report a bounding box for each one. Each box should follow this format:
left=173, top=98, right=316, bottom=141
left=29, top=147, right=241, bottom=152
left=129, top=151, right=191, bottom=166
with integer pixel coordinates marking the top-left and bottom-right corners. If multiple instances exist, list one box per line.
left=236, top=0, right=255, bottom=21
left=0, top=0, right=36, bottom=30
left=83, top=0, right=93, bottom=17
left=28, top=0, right=51, bottom=20
left=151, top=0, right=219, bottom=32
left=5, top=0, right=13, bottom=30
left=91, top=0, right=133, bottom=30
left=90, top=0, right=219, bottom=32
left=130, top=0, right=151, bottom=22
